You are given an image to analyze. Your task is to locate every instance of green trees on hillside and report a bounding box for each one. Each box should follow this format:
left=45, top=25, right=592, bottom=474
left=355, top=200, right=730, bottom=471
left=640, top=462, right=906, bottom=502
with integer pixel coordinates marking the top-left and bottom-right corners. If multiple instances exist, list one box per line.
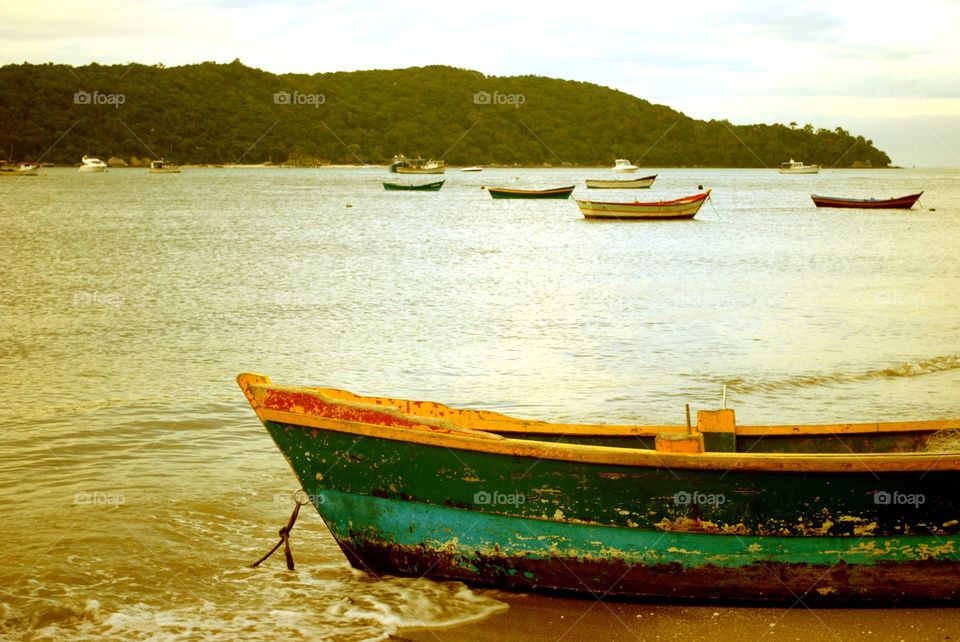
left=0, top=61, right=891, bottom=168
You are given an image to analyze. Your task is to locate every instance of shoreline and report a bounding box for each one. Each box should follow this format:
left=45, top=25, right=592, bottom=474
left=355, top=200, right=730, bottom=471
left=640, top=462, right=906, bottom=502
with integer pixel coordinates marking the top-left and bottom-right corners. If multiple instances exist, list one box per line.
left=399, top=591, right=960, bottom=641
left=32, top=163, right=911, bottom=170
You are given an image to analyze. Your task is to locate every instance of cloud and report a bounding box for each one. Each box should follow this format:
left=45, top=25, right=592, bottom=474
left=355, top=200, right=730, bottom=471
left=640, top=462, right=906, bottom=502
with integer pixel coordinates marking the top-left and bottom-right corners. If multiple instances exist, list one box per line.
left=731, top=5, right=846, bottom=43
left=1, top=0, right=958, bottom=165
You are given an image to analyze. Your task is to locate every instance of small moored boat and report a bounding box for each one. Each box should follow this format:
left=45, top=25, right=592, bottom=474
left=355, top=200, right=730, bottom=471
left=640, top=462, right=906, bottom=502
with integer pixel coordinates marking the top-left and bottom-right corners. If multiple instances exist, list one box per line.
left=576, top=190, right=711, bottom=220
left=585, top=175, right=656, bottom=189
left=149, top=159, right=181, bottom=174
left=383, top=180, right=445, bottom=191
left=612, top=158, right=639, bottom=172
left=238, top=372, right=960, bottom=604
left=389, top=155, right=446, bottom=174
left=779, top=159, right=820, bottom=174
left=0, top=161, right=39, bottom=176
left=811, top=192, right=923, bottom=210
left=485, top=185, right=575, bottom=199
left=78, top=155, right=108, bottom=173
left=461, top=166, right=483, bottom=172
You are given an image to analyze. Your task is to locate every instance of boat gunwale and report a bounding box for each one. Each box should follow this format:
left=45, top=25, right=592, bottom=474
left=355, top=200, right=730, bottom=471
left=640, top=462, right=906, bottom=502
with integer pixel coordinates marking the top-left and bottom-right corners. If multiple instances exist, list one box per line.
left=486, top=185, right=575, bottom=195
left=811, top=192, right=923, bottom=206
left=584, top=174, right=657, bottom=187
left=238, top=374, right=960, bottom=473
left=576, top=189, right=711, bottom=208
left=382, top=180, right=445, bottom=190
left=286, top=384, right=960, bottom=437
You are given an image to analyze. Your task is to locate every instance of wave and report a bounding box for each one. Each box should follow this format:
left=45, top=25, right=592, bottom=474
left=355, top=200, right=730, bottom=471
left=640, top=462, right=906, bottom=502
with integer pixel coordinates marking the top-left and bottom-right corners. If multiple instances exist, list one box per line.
left=0, top=565, right=507, bottom=642
left=726, top=354, right=960, bottom=394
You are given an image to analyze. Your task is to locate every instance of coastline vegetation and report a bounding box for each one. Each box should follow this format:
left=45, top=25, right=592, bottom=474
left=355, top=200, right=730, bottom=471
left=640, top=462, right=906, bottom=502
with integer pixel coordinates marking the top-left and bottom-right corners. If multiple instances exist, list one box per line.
left=0, top=60, right=892, bottom=168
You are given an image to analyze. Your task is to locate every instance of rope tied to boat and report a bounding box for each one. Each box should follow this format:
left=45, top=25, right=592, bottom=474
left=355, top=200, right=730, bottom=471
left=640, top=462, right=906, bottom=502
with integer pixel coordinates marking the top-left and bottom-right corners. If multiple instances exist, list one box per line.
left=251, top=490, right=310, bottom=570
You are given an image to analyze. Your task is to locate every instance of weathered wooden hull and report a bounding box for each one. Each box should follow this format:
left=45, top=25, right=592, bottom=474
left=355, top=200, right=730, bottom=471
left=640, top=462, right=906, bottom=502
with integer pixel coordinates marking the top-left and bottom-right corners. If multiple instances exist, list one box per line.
left=320, top=490, right=960, bottom=604
left=383, top=180, right=444, bottom=191
left=585, top=175, right=656, bottom=189
left=238, top=373, right=960, bottom=604
left=576, top=190, right=710, bottom=220
left=812, top=192, right=923, bottom=209
left=487, top=186, right=575, bottom=199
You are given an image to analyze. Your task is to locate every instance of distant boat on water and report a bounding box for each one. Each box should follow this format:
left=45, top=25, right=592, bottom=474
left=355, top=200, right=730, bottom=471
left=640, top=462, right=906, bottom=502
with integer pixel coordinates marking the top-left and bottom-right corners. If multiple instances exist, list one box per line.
left=612, top=159, right=639, bottom=172
left=585, top=175, right=656, bottom=189
left=389, top=155, right=446, bottom=174
left=149, top=159, right=181, bottom=174
left=461, top=166, right=483, bottom=172
left=78, top=156, right=108, bottom=173
left=383, top=180, right=445, bottom=191
left=0, top=161, right=39, bottom=176
left=811, top=192, right=923, bottom=210
left=485, top=185, right=575, bottom=199
left=576, top=190, right=711, bottom=220
left=779, top=159, right=820, bottom=174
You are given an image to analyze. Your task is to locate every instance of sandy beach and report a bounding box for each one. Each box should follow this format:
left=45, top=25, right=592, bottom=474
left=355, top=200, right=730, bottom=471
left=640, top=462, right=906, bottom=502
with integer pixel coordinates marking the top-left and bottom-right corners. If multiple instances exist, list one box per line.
left=401, top=592, right=960, bottom=641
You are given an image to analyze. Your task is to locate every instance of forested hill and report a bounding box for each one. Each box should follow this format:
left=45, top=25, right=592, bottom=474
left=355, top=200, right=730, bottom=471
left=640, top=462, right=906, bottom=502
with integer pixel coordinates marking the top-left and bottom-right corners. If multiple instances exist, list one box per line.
left=0, top=60, right=891, bottom=167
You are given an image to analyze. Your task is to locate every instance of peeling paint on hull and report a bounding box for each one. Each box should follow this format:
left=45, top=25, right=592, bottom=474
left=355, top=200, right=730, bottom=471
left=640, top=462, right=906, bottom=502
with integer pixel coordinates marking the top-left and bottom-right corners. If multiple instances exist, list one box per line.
left=320, top=490, right=960, bottom=604
left=260, top=421, right=960, bottom=603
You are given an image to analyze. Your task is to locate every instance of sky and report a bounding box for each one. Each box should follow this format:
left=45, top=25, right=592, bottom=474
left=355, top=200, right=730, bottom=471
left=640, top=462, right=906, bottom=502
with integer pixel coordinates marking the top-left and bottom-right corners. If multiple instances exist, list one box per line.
left=2, top=0, right=959, bottom=167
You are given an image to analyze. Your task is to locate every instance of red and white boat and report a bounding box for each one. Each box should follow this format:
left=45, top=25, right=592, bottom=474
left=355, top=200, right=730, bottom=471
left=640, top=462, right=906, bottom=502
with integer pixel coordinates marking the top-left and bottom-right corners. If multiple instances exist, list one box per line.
left=575, top=189, right=711, bottom=220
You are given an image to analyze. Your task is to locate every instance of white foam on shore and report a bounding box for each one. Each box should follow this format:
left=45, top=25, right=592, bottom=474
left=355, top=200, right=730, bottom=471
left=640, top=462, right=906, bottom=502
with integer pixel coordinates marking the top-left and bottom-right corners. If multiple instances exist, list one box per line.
left=1, top=569, right=507, bottom=642
left=323, top=577, right=509, bottom=639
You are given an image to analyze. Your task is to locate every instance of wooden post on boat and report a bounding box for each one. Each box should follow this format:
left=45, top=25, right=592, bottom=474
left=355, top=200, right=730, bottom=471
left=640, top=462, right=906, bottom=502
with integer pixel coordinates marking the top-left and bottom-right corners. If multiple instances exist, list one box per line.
left=697, top=408, right=737, bottom=452
left=655, top=431, right=704, bottom=454
left=655, top=404, right=704, bottom=454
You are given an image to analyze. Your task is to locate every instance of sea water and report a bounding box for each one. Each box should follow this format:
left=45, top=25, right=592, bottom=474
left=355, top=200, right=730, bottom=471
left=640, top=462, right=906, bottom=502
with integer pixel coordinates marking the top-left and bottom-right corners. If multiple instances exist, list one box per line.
left=1, top=167, right=958, bottom=640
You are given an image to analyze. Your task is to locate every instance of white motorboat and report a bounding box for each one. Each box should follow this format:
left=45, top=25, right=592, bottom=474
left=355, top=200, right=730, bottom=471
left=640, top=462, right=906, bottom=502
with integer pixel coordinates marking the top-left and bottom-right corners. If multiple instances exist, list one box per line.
left=778, top=159, right=820, bottom=174
left=79, top=156, right=108, bottom=173
left=612, top=158, right=639, bottom=173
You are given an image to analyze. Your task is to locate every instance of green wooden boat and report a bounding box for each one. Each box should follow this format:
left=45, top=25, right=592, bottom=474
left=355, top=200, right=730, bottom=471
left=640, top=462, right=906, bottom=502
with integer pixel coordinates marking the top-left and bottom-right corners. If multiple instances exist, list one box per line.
left=382, top=180, right=445, bottom=191
left=486, top=185, right=575, bottom=199
left=238, top=373, right=960, bottom=604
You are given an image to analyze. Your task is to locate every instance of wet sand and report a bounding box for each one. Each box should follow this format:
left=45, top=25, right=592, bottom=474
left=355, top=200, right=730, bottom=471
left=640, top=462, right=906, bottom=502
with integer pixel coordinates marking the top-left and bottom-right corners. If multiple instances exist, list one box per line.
left=401, top=592, right=960, bottom=641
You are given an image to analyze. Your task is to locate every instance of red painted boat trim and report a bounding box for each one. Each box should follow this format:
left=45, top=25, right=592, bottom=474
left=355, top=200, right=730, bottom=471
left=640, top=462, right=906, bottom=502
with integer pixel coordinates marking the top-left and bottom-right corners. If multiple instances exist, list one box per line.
left=579, top=191, right=710, bottom=208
